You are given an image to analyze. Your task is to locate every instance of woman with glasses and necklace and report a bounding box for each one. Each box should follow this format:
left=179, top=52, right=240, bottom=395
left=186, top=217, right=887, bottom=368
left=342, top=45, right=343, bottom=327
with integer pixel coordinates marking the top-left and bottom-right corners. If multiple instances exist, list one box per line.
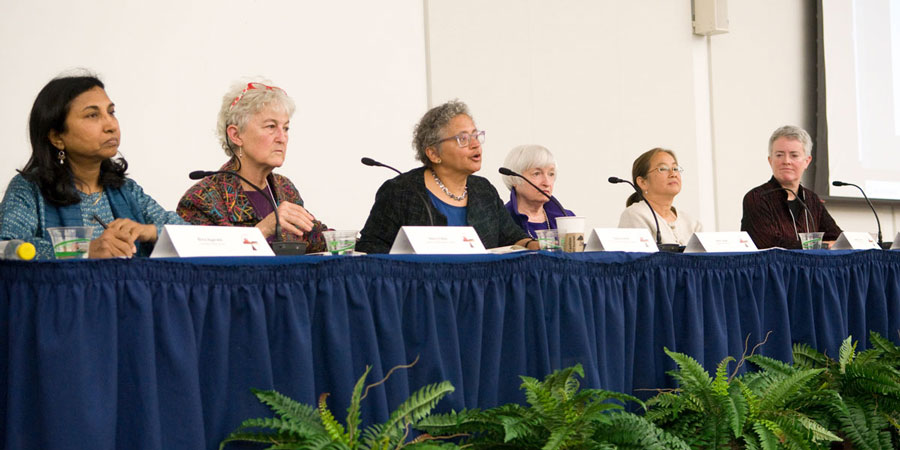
left=501, top=145, right=574, bottom=238
left=617, top=148, right=702, bottom=245
left=177, top=80, right=329, bottom=253
left=357, top=100, right=538, bottom=254
left=0, top=73, right=185, bottom=259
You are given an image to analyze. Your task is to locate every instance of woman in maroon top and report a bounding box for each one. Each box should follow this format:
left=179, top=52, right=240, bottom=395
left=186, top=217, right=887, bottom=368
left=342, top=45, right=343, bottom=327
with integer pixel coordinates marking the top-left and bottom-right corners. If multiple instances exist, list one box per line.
left=740, top=125, right=841, bottom=249
left=176, top=80, right=328, bottom=252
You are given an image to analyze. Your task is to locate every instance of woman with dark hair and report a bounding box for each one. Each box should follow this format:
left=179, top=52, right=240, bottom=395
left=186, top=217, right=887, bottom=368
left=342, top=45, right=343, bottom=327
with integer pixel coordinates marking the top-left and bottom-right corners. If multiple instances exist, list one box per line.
left=0, top=74, right=184, bottom=259
left=357, top=99, right=536, bottom=254
left=617, top=148, right=702, bottom=245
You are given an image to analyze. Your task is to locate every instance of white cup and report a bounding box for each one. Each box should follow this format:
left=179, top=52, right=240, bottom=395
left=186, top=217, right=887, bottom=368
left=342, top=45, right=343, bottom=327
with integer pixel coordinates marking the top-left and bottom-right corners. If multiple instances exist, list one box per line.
left=555, top=216, right=586, bottom=252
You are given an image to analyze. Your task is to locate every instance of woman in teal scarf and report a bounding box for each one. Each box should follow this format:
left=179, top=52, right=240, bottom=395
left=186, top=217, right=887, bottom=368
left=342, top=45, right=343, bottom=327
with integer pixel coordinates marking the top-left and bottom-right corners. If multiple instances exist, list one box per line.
left=0, top=74, right=183, bottom=259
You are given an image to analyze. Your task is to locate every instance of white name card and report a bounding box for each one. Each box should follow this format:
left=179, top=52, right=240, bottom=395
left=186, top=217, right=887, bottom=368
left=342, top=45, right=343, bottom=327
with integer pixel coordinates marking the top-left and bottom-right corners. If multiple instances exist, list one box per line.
left=831, top=232, right=879, bottom=250
left=584, top=228, right=658, bottom=252
left=150, top=225, right=275, bottom=258
left=389, top=226, right=487, bottom=254
left=685, top=232, right=758, bottom=253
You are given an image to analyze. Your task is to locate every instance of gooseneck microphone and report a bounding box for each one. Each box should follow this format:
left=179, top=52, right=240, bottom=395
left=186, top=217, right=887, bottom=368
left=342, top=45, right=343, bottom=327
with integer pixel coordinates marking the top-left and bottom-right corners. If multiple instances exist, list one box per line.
left=360, top=157, right=434, bottom=226
left=833, top=180, right=885, bottom=248
left=498, top=167, right=570, bottom=217
left=609, top=176, right=662, bottom=242
left=188, top=170, right=307, bottom=255
left=361, top=157, right=402, bottom=175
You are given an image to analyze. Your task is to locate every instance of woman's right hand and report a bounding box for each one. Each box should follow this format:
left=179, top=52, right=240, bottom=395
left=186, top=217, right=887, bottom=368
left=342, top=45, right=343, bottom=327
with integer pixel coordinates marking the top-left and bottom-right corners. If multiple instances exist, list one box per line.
left=89, top=224, right=138, bottom=258
left=256, top=202, right=316, bottom=239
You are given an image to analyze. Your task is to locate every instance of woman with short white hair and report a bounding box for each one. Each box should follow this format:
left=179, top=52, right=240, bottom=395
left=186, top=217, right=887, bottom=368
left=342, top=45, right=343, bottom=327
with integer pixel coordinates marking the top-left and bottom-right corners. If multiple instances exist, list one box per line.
left=177, top=79, right=329, bottom=252
left=501, top=145, right=574, bottom=238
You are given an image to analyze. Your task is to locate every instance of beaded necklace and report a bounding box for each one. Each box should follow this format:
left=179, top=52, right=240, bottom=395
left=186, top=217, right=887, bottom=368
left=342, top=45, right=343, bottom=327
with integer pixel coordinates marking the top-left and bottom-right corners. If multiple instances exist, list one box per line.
left=431, top=170, right=467, bottom=201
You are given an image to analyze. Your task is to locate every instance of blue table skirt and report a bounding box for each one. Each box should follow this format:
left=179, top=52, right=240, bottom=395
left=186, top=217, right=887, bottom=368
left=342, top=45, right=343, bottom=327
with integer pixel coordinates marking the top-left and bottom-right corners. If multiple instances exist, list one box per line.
left=1, top=249, right=898, bottom=450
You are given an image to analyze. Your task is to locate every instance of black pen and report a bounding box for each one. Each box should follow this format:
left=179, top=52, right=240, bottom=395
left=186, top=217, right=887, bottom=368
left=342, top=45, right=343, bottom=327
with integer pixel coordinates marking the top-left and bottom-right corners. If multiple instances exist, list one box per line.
left=93, top=214, right=108, bottom=229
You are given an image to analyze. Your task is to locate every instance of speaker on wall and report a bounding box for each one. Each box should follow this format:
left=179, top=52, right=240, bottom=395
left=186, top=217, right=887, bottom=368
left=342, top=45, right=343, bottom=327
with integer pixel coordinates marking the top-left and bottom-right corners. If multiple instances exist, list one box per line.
left=693, top=0, right=729, bottom=36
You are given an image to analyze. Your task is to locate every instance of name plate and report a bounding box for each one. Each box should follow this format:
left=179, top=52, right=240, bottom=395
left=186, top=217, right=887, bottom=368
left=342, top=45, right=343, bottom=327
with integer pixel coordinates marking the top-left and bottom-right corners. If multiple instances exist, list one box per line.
left=584, top=228, right=658, bottom=252
left=892, top=232, right=900, bottom=250
left=389, top=226, right=487, bottom=254
left=831, top=232, right=879, bottom=250
left=150, top=225, right=275, bottom=258
left=685, top=232, right=758, bottom=253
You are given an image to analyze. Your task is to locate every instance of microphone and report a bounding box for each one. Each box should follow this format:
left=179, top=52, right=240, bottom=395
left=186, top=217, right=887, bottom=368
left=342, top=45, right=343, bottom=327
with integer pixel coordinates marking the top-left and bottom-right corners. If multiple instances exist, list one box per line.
left=499, top=167, right=570, bottom=218
left=832, top=180, right=885, bottom=248
left=188, top=170, right=307, bottom=255
left=360, top=157, right=433, bottom=226
left=361, top=157, right=402, bottom=175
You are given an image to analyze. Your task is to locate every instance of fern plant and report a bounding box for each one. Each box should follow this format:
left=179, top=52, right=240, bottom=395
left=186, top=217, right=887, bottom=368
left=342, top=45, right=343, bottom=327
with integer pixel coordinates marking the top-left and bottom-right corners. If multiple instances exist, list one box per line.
left=645, top=348, right=842, bottom=449
left=220, top=364, right=459, bottom=450
left=416, top=363, right=688, bottom=449
left=780, top=332, right=900, bottom=449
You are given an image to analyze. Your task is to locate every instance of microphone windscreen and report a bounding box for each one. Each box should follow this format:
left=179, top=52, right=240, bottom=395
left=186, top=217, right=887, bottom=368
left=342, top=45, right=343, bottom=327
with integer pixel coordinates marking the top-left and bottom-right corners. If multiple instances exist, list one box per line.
left=608, top=177, right=621, bottom=184
left=832, top=181, right=846, bottom=186
left=361, top=157, right=378, bottom=167
left=189, top=170, right=209, bottom=180
left=498, top=167, right=516, bottom=176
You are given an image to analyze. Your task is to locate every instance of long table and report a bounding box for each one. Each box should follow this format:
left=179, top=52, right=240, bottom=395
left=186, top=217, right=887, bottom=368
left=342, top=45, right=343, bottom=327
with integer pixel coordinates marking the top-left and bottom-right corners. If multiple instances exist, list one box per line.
left=2, top=249, right=899, bottom=450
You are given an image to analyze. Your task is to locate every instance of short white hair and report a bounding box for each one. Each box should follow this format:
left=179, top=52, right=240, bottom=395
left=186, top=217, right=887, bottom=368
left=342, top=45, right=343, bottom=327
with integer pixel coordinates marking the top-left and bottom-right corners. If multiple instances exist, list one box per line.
left=501, top=145, right=557, bottom=191
left=217, top=78, right=296, bottom=157
left=768, top=125, right=812, bottom=156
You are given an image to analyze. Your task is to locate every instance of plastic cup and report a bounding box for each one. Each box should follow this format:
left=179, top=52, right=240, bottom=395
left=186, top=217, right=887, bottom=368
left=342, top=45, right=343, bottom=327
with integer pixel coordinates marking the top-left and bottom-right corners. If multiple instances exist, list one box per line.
left=47, top=226, right=92, bottom=259
left=535, top=229, right=561, bottom=251
left=555, top=216, right=586, bottom=252
left=323, top=230, right=358, bottom=255
left=799, top=232, right=824, bottom=250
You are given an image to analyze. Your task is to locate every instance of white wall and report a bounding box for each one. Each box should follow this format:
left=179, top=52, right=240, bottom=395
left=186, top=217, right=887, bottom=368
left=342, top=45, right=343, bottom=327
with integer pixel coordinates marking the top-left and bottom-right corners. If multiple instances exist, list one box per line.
left=1, top=0, right=890, bottom=240
left=0, top=0, right=427, bottom=231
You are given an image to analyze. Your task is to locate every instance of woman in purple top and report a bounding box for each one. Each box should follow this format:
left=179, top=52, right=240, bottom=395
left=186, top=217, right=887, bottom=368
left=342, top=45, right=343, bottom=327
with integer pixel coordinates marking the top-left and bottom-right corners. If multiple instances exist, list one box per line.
left=501, top=145, right=574, bottom=238
left=177, top=79, right=328, bottom=252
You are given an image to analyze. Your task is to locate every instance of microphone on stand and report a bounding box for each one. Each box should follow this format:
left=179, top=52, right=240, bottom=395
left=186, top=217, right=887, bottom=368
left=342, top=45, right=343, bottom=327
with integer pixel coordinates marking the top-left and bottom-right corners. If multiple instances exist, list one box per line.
left=188, top=170, right=307, bottom=255
left=832, top=180, right=887, bottom=248
left=360, top=157, right=434, bottom=226
left=498, top=167, right=570, bottom=217
left=608, top=176, right=681, bottom=252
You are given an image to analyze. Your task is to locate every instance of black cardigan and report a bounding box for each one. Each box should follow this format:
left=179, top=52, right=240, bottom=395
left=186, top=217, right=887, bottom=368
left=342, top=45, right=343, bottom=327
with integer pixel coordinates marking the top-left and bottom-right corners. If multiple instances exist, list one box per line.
left=357, top=167, right=529, bottom=254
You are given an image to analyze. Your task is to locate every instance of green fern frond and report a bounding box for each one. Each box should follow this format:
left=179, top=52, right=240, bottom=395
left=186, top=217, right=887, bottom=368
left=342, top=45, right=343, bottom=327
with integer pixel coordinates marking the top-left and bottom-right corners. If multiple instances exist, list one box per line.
left=831, top=396, right=892, bottom=450
left=752, top=420, right=781, bottom=450
left=602, top=411, right=692, bottom=450
left=839, top=335, right=857, bottom=373
left=252, top=389, right=322, bottom=428
left=319, top=393, right=349, bottom=445
left=747, top=354, right=797, bottom=377
left=379, top=381, right=454, bottom=439
left=758, top=368, right=823, bottom=411
left=869, top=331, right=900, bottom=359
left=792, top=342, right=830, bottom=369
left=843, top=363, right=900, bottom=396
left=219, top=431, right=300, bottom=450
left=345, top=365, right=372, bottom=446
left=724, top=382, right=748, bottom=438
left=712, top=356, right=735, bottom=396
left=236, top=417, right=319, bottom=438
left=542, top=427, right=572, bottom=450
left=794, top=414, right=842, bottom=443
left=664, top=348, right=718, bottom=413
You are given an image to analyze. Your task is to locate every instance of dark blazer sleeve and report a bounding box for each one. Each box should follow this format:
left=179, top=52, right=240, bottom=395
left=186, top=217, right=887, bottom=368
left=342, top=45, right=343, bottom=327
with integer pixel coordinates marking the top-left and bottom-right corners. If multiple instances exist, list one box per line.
left=741, top=188, right=791, bottom=249
left=357, top=179, right=406, bottom=254
left=493, top=186, right=530, bottom=247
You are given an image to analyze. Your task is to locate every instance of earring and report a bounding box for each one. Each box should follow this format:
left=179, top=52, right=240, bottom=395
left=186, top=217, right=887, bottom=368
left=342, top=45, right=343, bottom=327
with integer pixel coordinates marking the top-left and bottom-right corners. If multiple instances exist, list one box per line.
left=435, top=159, right=442, bottom=164
left=238, top=147, right=243, bottom=158
left=643, top=190, right=648, bottom=194
left=58, top=150, right=66, bottom=164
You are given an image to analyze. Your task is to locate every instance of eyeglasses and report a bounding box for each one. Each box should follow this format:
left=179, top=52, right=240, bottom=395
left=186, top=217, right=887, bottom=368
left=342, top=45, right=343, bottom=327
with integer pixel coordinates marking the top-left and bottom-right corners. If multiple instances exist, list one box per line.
left=229, top=82, right=286, bottom=110
left=430, top=130, right=486, bottom=148
left=650, top=165, right=685, bottom=175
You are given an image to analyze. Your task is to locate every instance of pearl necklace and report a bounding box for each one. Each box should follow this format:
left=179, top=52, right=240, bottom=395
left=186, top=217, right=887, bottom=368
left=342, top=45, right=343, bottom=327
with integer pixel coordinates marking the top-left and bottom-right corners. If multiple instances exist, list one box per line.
left=431, top=170, right=467, bottom=201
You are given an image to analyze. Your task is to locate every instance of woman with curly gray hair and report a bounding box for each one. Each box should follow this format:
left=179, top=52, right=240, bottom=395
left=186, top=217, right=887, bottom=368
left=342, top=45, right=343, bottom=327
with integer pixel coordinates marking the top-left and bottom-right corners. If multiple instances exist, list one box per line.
left=176, top=79, right=329, bottom=252
left=357, top=100, right=535, bottom=253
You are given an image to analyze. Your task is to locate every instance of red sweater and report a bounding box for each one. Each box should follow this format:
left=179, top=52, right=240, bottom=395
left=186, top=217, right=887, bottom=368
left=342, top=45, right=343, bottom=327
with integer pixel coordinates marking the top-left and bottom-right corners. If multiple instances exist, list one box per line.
left=740, top=177, right=841, bottom=249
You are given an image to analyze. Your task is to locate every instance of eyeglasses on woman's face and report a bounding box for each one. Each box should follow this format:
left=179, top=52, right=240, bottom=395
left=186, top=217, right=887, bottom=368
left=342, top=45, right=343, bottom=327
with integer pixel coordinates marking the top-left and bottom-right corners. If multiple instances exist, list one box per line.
left=430, top=130, right=486, bottom=148
left=650, top=164, right=684, bottom=175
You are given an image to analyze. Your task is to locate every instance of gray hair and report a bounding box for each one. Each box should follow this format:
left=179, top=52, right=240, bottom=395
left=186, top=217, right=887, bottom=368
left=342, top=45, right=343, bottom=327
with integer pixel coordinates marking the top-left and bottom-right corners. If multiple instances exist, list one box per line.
left=217, top=79, right=296, bottom=157
left=501, top=145, right=557, bottom=191
left=768, top=125, right=812, bottom=156
left=412, top=99, right=471, bottom=167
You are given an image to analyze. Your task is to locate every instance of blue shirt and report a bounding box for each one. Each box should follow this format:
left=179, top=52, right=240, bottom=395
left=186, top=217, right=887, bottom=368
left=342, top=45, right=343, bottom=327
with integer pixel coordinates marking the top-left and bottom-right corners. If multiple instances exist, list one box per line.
left=427, top=190, right=468, bottom=226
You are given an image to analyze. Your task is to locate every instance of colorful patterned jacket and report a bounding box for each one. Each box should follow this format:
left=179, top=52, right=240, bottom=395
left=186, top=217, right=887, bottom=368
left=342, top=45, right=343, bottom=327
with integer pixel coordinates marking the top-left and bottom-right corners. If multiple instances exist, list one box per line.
left=176, top=159, right=328, bottom=253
